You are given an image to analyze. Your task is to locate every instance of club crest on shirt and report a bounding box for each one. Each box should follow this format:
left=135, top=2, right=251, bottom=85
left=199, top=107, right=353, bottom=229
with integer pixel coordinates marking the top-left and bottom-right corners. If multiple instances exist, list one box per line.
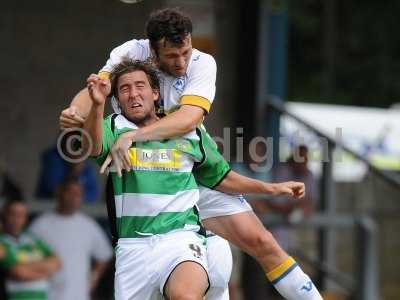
left=173, top=76, right=186, bottom=93
left=176, top=140, right=192, bottom=153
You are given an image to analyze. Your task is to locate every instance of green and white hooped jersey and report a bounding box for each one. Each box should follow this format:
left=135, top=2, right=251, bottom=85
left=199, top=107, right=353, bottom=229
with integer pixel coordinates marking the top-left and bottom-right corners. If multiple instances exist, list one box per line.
left=94, top=114, right=230, bottom=239
left=0, top=232, right=53, bottom=300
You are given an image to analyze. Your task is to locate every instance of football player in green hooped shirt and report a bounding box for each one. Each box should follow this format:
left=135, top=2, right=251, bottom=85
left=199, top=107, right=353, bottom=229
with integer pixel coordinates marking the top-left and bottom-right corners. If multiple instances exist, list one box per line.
left=82, top=59, right=308, bottom=299
left=63, top=8, right=323, bottom=300
left=0, top=200, right=61, bottom=300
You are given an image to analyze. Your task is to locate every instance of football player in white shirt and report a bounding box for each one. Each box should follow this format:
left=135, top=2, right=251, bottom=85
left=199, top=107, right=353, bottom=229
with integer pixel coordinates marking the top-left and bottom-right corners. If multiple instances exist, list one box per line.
left=60, top=8, right=322, bottom=300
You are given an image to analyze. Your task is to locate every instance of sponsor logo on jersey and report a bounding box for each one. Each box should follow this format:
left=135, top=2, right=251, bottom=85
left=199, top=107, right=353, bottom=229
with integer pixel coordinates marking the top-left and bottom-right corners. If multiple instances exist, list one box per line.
left=176, top=140, right=192, bottom=153
left=193, top=54, right=200, bottom=61
left=128, top=148, right=182, bottom=171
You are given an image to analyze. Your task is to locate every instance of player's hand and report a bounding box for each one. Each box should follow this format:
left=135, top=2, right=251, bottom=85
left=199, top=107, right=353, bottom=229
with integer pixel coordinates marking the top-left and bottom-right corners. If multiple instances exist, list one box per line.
left=86, top=74, right=111, bottom=106
left=100, top=132, right=135, bottom=177
left=59, top=106, right=86, bottom=129
left=272, top=181, right=305, bottom=199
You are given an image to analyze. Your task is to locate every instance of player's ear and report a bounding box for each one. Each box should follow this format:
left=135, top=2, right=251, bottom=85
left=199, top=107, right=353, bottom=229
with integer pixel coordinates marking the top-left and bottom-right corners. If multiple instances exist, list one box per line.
left=150, top=47, right=159, bottom=61
left=152, top=89, right=160, bottom=102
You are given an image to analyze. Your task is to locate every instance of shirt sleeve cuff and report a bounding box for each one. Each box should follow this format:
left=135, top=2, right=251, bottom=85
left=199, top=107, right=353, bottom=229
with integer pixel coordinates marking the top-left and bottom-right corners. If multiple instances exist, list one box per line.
left=98, top=71, right=111, bottom=80
left=180, top=95, right=211, bottom=113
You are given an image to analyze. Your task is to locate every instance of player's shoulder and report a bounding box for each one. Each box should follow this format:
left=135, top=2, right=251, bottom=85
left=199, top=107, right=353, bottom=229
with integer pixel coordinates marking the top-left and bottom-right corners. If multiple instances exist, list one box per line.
left=122, top=38, right=149, bottom=50
left=112, top=38, right=150, bottom=58
left=188, top=49, right=216, bottom=72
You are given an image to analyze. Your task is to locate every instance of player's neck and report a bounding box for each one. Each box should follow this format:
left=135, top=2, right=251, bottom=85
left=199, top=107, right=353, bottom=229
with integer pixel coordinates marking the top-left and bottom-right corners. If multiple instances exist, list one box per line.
left=136, top=118, right=158, bottom=128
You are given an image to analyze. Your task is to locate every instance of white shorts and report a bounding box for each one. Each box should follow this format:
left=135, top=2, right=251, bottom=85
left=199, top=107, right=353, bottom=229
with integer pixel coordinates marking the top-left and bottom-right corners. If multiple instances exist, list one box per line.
left=198, top=186, right=252, bottom=220
left=206, top=235, right=232, bottom=300
left=143, top=234, right=232, bottom=300
left=114, top=231, right=208, bottom=300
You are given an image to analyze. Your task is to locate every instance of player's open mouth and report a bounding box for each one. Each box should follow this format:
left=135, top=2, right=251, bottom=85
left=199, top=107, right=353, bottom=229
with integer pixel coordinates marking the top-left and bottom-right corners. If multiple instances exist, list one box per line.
left=131, top=103, right=142, bottom=108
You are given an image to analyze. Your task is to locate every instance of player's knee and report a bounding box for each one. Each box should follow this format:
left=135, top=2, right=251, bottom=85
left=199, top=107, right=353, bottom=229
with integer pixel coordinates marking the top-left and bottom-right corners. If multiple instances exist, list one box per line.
left=246, top=229, right=280, bottom=257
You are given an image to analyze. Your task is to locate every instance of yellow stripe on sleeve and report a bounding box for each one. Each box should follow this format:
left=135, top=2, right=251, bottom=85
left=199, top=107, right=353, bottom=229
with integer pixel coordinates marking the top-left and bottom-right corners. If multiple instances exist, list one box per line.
left=266, top=256, right=297, bottom=283
left=98, top=71, right=111, bottom=80
left=180, top=95, right=211, bottom=113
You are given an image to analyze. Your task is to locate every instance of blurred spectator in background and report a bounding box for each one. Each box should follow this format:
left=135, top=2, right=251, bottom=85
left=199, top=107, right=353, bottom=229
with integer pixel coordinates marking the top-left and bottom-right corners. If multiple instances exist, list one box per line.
left=30, top=178, right=112, bottom=300
left=35, top=143, right=99, bottom=203
left=0, top=199, right=61, bottom=300
left=269, top=144, right=316, bottom=250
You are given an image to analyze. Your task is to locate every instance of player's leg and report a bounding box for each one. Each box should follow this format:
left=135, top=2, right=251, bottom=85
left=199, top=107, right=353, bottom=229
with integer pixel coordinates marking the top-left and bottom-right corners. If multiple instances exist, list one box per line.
left=205, top=235, right=232, bottom=300
left=158, top=231, right=210, bottom=300
left=164, top=261, right=209, bottom=300
left=198, top=187, right=323, bottom=300
left=203, top=210, right=287, bottom=270
left=114, top=240, right=158, bottom=300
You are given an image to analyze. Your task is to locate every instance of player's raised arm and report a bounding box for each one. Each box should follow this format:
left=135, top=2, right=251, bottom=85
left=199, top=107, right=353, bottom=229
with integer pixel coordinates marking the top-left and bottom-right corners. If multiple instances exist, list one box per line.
left=82, top=74, right=110, bottom=156
left=59, top=39, right=144, bottom=130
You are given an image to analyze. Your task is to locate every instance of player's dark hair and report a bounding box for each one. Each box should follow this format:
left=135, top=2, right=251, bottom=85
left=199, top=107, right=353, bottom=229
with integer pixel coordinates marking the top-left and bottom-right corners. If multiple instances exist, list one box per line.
left=109, top=59, right=160, bottom=97
left=145, top=8, right=192, bottom=56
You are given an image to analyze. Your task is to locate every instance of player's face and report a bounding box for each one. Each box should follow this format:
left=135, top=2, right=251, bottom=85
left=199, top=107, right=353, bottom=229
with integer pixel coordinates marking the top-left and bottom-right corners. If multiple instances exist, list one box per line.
left=117, top=70, right=159, bottom=125
left=155, top=35, right=192, bottom=77
left=3, top=203, right=27, bottom=236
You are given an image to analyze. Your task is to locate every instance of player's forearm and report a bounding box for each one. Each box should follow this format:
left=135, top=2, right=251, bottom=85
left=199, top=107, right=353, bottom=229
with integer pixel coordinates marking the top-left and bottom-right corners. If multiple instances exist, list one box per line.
left=83, top=102, right=105, bottom=156
left=216, top=170, right=277, bottom=195
left=9, top=264, right=50, bottom=281
left=71, top=88, right=93, bottom=118
left=23, top=256, right=61, bottom=276
left=131, top=105, right=204, bottom=142
left=90, top=261, right=109, bottom=292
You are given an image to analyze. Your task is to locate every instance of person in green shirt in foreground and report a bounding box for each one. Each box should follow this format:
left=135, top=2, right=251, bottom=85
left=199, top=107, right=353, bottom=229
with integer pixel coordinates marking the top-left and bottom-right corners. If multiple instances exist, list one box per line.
left=82, top=59, right=308, bottom=300
left=0, top=199, right=61, bottom=300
